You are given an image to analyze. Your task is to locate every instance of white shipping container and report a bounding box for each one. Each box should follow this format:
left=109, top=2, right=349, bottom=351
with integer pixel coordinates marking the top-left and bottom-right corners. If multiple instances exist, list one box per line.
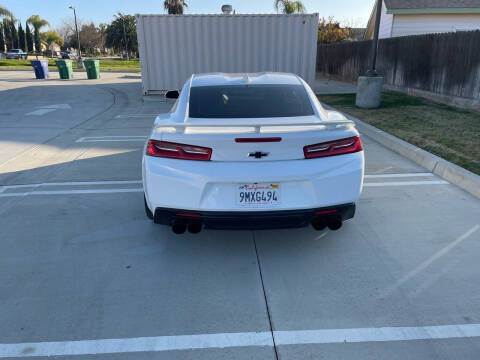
left=136, top=14, right=319, bottom=94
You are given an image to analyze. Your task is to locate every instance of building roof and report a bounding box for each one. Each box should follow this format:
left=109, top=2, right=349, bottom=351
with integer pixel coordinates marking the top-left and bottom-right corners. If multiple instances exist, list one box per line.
left=384, top=0, right=480, bottom=13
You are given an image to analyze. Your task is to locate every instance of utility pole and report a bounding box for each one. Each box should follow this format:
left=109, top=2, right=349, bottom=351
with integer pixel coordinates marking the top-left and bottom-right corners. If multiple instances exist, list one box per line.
left=355, top=0, right=383, bottom=108
left=69, top=5, right=83, bottom=69
left=366, top=0, right=383, bottom=76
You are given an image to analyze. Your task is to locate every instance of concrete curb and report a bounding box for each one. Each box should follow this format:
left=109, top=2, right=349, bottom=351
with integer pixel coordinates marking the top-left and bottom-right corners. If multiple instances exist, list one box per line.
left=323, top=103, right=480, bottom=199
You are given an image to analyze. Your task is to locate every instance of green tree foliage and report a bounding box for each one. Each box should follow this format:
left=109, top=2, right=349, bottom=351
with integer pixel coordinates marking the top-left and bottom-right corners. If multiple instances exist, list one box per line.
left=33, top=26, right=40, bottom=53
left=0, top=24, right=4, bottom=52
left=10, top=18, right=18, bottom=48
left=0, top=4, right=12, bottom=18
left=18, top=21, right=25, bottom=51
left=105, top=13, right=137, bottom=55
left=25, top=22, right=33, bottom=52
left=42, top=30, right=63, bottom=57
left=2, top=18, right=11, bottom=49
left=164, top=0, right=188, bottom=14
left=75, top=23, right=103, bottom=55
left=317, top=17, right=351, bottom=44
left=27, top=15, right=49, bottom=53
left=274, top=0, right=306, bottom=14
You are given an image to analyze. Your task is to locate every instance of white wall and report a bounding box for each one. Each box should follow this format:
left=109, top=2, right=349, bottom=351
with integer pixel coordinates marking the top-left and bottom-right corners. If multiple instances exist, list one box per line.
left=379, top=1, right=393, bottom=39
left=136, top=14, right=319, bottom=93
left=392, top=14, right=480, bottom=37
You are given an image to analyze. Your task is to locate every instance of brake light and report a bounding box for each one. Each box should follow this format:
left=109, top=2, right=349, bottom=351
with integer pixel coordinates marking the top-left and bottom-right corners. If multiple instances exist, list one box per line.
left=146, top=140, right=212, bottom=161
left=235, top=137, right=282, bottom=143
left=304, top=136, right=363, bottom=159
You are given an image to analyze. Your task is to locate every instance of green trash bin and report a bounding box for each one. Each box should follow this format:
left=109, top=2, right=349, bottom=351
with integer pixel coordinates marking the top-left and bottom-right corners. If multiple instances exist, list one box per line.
left=55, top=59, right=73, bottom=79
left=84, top=59, right=100, bottom=79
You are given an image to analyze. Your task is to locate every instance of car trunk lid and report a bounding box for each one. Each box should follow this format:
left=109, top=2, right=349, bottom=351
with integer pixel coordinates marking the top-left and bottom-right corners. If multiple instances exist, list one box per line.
left=153, top=116, right=358, bottom=162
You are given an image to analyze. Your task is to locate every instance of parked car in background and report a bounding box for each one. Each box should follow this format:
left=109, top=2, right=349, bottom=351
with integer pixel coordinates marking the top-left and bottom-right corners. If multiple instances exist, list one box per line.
left=143, top=72, right=364, bottom=234
left=6, top=49, right=28, bottom=59
left=61, top=50, right=77, bottom=59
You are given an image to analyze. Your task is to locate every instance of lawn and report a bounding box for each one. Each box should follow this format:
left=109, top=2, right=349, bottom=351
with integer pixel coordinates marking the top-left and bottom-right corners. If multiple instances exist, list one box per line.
left=0, top=58, right=141, bottom=71
left=317, top=92, right=480, bottom=175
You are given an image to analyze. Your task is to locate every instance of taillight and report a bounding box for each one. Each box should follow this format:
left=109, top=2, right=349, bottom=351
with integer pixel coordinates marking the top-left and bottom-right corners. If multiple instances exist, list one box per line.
left=146, top=140, right=212, bottom=161
left=304, top=136, right=363, bottom=159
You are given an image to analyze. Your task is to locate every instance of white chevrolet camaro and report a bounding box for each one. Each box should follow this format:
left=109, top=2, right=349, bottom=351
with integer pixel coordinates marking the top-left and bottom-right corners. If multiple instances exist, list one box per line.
left=143, top=73, right=364, bottom=234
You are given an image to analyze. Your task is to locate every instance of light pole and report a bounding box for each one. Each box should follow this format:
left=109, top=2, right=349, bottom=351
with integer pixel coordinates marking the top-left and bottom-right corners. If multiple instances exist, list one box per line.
left=366, top=0, right=383, bottom=76
left=69, top=5, right=83, bottom=69
left=355, top=0, right=383, bottom=108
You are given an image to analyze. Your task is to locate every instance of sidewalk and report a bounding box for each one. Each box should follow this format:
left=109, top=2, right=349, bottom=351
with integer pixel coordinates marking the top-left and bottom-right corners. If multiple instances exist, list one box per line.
left=313, top=75, right=356, bottom=94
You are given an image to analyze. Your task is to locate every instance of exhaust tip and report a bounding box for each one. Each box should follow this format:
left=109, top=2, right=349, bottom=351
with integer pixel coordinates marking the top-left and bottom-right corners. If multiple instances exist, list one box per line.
left=311, top=217, right=327, bottom=231
left=327, top=216, right=342, bottom=231
left=188, top=223, right=202, bottom=234
left=172, top=223, right=187, bottom=234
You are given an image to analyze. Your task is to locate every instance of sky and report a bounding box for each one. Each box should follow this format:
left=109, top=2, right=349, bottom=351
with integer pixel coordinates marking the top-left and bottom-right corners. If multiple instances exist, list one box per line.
left=2, top=0, right=373, bottom=29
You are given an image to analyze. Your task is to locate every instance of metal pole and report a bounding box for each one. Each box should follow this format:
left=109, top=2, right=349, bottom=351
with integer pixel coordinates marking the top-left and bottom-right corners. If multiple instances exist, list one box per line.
left=70, top=6, right=83, bottom=68
left=366, top=0, right=382, bottom=76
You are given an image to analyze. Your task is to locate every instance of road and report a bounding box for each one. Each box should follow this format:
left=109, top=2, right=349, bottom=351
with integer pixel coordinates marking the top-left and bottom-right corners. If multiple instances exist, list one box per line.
left=0, top=71, right=479, bottom=359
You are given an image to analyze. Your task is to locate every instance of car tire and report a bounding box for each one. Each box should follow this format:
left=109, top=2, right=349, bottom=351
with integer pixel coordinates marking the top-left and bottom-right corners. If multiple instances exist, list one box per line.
left=144, top=194, right=153, bottom=220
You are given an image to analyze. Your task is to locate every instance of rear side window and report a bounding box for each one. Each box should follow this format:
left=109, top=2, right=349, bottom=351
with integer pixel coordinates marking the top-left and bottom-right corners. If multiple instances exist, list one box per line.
left=189, top=84, right=314, bottom=118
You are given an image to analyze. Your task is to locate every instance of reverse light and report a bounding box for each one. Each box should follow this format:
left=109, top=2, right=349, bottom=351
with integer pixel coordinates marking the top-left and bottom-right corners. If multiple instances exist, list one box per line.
left=146, top=140, right=212, bottom=161
left=304, top=136, right=363, bottom=159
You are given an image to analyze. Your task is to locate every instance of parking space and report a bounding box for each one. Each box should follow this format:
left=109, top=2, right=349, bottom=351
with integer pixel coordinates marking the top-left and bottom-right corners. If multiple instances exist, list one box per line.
left=0, top=71, right=479, bottom=359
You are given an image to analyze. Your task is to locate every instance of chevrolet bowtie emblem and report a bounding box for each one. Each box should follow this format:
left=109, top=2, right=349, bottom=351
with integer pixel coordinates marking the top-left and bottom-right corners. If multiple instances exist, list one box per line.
left=248, top=151, right=269, bottom=159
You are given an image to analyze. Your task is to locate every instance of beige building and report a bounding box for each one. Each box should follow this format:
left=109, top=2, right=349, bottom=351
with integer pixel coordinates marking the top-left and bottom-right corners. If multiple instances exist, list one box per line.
left=364, top=0, right=480, bottom=39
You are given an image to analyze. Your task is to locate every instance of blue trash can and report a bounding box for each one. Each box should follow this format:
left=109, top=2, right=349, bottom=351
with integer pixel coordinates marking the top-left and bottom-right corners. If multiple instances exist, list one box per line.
left=30, top=60, right=49, bottom=79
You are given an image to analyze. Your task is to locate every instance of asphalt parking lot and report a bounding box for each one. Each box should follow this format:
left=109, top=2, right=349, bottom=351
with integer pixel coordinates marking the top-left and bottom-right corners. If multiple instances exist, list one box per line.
left=1, top=71, right=479, bottom=359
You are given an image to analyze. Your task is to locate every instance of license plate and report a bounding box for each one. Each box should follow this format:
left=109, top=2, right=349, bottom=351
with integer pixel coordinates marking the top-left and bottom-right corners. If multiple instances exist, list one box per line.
left=237, top=183, right=280, bottom=207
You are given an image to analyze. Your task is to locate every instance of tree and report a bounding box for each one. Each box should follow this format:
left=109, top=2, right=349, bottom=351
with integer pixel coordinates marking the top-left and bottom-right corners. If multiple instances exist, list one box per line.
left=27, top=15, right=49, bottom=53
left=25, top=22, right=33, bottom=52
left=274, top=0, right=305, bottom=14
left=57, top=17, right=80, bottom=49
left=317, top=17, right=351, bottom=44
left=164, top=0, right=188, bottom=14
left=0, top=4, right=12, bottom=18
left=0, top=25, right=4, bottom=53
left=77, top=23, right=102, bottom=55
left=18, top=21, right=25, bottom=51
left=98, top=23, right=107, bottom=53
left=0, top=5, right=12, bottom=53
left=2, top=18, right=11, bottom=49
left=9, top=18, right=18, bottom=48
left=42, top=30, right=63, bottom=57
left=105, top=13, right=137, bottom=56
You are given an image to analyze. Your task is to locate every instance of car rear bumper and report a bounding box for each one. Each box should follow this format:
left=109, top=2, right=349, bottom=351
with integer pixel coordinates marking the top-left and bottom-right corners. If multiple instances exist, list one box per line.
left=153, top=203, right=355, bottom=230
left=143, top=152, right=364, bottom=212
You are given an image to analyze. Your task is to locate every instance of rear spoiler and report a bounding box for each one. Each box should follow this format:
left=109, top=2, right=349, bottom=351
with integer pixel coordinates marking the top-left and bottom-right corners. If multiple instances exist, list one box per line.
left=154, top=119, right=354, bottom=134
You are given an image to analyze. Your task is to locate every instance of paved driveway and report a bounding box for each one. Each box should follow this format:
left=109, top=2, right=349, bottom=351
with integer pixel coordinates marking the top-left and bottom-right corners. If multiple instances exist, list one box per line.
left=0, top=71, right=479, bottom=359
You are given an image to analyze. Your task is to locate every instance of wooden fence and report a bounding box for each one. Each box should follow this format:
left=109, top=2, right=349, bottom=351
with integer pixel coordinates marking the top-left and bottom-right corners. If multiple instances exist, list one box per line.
left=316, top=31, right=480, bottom=100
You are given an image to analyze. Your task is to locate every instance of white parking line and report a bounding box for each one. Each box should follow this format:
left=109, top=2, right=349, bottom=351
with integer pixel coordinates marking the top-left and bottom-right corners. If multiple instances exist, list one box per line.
left=364, top=180, right=448, bottom=187
left=1, top=323, right=479, bottom=357
left=75, top=136, right=147, bottom=143
left=0, top=176, right=450, bottom=197
left=364, top=173, right=434, bottom=178
left=115, top=114, right=158, bottom=118
left=0, top=180, right=142, bottom=191
left=274, top=323, right=480, bottom=345
left=0, top=189, right=143, bottom=198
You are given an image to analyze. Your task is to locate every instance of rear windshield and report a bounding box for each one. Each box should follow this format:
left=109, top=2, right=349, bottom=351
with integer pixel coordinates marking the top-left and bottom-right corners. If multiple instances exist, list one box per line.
left=189, top=84, right=314, bottom=118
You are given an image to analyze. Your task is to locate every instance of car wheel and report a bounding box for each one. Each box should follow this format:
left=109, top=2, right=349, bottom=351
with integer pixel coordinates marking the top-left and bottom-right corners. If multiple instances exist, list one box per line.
left=144, top=195, right=153, bottom=220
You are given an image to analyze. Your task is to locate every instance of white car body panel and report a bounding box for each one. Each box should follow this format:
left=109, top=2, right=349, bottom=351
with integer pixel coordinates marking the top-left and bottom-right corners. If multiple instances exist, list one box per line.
left=143, top=153, right=363, bottom=212
left=143, top=72, right=364, bottom=225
